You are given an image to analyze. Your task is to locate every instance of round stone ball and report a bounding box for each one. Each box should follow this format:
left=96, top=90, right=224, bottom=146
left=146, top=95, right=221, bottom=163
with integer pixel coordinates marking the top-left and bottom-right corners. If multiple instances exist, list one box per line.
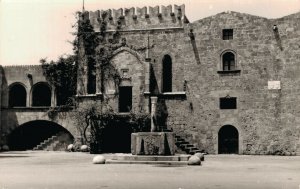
left=93, top=155, right=106, bottom=164
left=2, top=145, right=9, bottom=151
left=188, top=155, right=201, bottom=166
left=194, top=152, right=205, bottom=161
left=67, top=144, right=74, bottom=151
left=80, top=145, right=89, bottom=152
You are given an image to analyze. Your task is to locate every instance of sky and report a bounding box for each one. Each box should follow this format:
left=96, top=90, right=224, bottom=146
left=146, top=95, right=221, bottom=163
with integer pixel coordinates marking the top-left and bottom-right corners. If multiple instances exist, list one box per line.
left=0, top=0, right=300, bottom=66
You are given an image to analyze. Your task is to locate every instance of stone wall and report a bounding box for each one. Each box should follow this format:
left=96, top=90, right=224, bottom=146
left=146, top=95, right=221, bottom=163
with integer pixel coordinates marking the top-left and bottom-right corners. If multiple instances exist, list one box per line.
left=107, top=10, right=300, bottom=155
left=1, top=6, right=300, bottom=155
left=166, top=11, right=300, bottom=155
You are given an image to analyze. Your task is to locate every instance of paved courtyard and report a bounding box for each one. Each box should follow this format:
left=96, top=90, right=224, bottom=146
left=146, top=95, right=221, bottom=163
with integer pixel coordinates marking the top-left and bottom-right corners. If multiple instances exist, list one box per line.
left=0, top=151, right=300, bottom=189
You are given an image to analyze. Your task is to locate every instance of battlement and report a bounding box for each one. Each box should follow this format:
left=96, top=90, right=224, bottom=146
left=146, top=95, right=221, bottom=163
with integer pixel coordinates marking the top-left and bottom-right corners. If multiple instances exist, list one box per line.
left=3, top=65, right=41, bottom=68
left=81, top=4, right=188, bottom=32
left=3, top=65, right=43, bottom=76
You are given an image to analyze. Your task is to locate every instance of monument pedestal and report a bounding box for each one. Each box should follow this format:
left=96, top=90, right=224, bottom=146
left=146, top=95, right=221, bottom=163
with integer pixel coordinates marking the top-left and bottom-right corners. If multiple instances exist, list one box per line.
left=131, top=132, right=175, bottom=155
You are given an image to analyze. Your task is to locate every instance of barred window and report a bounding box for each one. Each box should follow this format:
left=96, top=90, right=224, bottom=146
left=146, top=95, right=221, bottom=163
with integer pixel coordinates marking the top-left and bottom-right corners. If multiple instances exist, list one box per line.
left=223, top=29, right=233, bottom=40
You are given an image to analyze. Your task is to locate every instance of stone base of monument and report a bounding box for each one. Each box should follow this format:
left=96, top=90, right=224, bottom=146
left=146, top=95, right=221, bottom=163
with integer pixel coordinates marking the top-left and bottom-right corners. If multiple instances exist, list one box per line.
left=131, top=132, right=175, bottom=155
left=105, top=132, right=191, bottom=165
left=105, top=154, right=190, bottom=165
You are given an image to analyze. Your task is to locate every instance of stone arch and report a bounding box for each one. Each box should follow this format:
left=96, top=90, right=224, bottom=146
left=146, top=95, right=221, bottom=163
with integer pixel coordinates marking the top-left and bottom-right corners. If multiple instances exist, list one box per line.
left=108, top=47, right=148, bottom=112
left=218, top=125, right=239, bottom=154
left=7, top=120, right=74, bottom=151
left=31, top=82, right=52, bottom=107
left=219, top=49, right=237, bottom=71
left=8, top=82, right=27, bottom=107
left=111, top=47, right=146, bottom=64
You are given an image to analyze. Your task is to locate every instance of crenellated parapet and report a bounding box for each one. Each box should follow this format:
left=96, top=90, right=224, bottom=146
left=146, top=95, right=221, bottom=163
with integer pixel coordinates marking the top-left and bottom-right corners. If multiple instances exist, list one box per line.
left=82, top=4, right=188, bottom=32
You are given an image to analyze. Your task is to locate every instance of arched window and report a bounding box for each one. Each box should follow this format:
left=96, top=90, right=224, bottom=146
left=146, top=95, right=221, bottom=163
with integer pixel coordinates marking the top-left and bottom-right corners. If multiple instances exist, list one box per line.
left=222, top=52, right=235, bottom=71
left=9, top=83, right=27, bottom=107
left=32, top=82, right=51, bottom=107
left=162, top=55, right=172, bottom=93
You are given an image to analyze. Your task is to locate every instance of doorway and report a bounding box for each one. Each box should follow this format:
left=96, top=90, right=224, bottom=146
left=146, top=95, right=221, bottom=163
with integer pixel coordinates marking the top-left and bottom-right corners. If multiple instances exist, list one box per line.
left=218, top=125, right=239, bottom=154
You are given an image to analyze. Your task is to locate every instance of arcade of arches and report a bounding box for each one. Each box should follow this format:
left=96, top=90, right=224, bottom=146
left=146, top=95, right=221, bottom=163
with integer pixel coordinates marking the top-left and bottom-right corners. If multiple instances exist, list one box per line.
left=8, top=82, right=52, bottom=107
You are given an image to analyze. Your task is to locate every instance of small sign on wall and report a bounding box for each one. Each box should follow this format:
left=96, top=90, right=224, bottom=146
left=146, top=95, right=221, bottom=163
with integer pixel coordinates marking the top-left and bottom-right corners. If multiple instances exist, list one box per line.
left=268, top=81, right=281, bottom=90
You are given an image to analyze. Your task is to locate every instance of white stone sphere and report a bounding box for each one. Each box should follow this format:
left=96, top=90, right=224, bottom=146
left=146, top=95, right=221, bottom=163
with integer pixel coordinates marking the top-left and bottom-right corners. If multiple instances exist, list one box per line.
left=194, top=152, right=205, bottom=161
left=93, top=155, right=106, bottom=164
left=2, top=145, right=9, bottom=151
left=80, top=145, right=89, bottom=152
left=67, top=144, right=74, bottom=151
left=188, top=155, right=201, bottom=165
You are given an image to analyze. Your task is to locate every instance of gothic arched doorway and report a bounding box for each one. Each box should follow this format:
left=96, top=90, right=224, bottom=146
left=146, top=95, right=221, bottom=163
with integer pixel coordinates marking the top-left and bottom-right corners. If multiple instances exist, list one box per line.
left=218, top=125, right=239, bottom=154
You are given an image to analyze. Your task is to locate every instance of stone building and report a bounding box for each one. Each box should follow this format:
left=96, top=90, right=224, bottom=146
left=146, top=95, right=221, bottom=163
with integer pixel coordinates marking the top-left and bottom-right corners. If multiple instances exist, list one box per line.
left=1, top=5, right=300, bottom=155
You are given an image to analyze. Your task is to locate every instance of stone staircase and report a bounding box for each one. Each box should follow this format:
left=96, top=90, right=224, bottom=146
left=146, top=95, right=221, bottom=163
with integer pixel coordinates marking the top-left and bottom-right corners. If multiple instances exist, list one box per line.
left=175, top=135, right=202, bottom=155
left=158, top=126, right=202, bottom=155
left=33, top=132, right=69, bottom=151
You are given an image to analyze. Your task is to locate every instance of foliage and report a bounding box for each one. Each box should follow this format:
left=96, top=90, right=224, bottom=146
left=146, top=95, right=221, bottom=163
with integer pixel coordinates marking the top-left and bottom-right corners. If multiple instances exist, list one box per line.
left=41, top=11, right=151, bottom=153
left=73, top=101, right=150, bottom=153
left=40, top=56, right=78, bottom=106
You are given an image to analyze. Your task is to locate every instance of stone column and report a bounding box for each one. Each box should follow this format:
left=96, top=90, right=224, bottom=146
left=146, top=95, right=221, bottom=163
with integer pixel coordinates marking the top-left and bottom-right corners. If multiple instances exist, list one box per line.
left=150, top=96, right=158, bottom=132
left=51, top=85, right=56, bottom=107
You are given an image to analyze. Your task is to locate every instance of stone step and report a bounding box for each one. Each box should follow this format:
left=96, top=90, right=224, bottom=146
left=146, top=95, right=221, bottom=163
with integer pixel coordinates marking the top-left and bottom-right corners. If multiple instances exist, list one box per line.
left=33, top=134, right=60, bottom=151
left=109, top=155, right=191, bottom=162
left=105, top=160, right=189, bottom=165
left=174, top=134, right=201, bottom=155
left=180, top=144, right=194, bottom=148
left=175, top=141, right=189, bottom=145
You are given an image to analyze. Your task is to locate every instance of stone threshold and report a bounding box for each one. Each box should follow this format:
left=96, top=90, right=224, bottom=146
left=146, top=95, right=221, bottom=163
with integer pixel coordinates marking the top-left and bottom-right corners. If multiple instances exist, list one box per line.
left=104, top=154, right=191, bottom=165
left=105, top=160, right=188, bottom=165
left=108, top=154, right=190, bottom=161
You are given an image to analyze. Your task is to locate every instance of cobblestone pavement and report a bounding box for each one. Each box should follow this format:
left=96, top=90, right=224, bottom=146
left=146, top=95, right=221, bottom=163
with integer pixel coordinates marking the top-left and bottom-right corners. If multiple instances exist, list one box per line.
left=0, top=151, right=300, bottom=189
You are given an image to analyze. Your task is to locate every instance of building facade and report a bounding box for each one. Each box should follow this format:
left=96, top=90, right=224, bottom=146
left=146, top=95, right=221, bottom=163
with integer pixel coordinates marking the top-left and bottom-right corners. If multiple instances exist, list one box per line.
left=1, top=5, right=300, bottom=155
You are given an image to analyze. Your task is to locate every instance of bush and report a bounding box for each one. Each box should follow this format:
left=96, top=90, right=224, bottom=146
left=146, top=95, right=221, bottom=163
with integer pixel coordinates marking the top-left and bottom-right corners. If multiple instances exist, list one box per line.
left=89, top=112, right=150, bottom=154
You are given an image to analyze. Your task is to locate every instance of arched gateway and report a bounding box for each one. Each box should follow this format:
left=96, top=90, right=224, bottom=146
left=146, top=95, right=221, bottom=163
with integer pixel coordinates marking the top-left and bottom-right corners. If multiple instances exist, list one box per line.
left=218, top=125, right=239, bottom=154
left=7, top=120, right=74, bottom=151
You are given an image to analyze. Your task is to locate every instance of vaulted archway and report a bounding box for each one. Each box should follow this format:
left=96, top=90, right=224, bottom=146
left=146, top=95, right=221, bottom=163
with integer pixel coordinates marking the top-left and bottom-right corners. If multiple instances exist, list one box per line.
left=7, top=120, right=74, bottom=151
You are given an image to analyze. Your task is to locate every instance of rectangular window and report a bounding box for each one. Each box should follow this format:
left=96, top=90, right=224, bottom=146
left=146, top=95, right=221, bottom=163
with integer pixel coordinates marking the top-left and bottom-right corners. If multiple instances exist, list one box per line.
left=220, top=97, right=237, bottom=109
left=222, top=29, right=233, bottom=40
left=119, top=86, right=132, bottom=112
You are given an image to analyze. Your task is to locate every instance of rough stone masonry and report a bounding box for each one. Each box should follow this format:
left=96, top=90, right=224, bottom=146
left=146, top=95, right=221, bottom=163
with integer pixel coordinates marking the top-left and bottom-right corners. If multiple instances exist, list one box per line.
left=1, top=5, right=300, bottom=155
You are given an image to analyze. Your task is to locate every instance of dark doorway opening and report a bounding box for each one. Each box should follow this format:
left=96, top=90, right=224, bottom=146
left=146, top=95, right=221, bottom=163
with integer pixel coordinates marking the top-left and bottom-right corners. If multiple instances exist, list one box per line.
left=119, top=86, right=132, bottom=113
left=7, top=120, right=73, bottom=151
left=9, top=83, right=27, bottom=107
left=32, top=83, right=51, bottom=106
left=218, top=125, right=239, bottom=154
left=102, top=125, right=132, bottom=153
